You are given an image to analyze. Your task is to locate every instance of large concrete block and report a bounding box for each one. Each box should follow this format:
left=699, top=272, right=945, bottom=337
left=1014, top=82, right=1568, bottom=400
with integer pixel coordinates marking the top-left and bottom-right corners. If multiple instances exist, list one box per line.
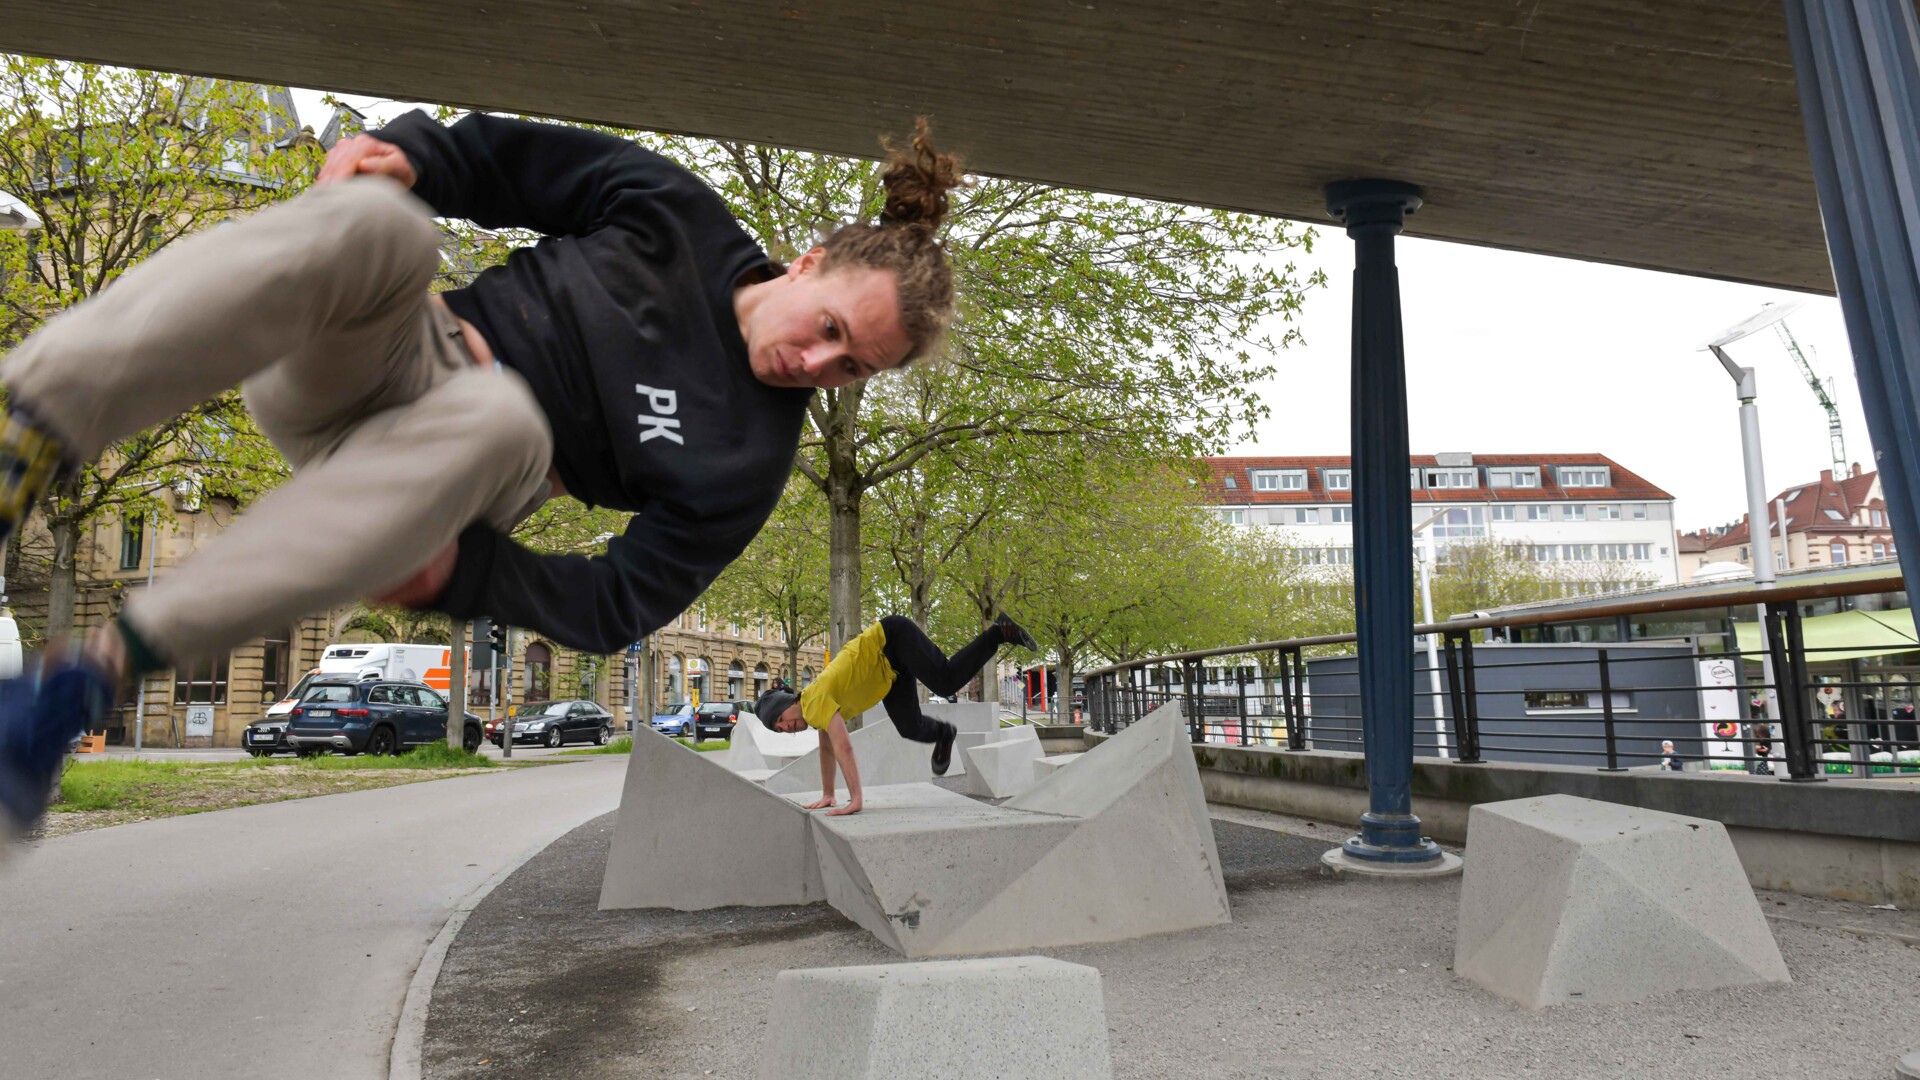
left=1454, top=794, right=1791, bottom=1008
left=961, top=729, right=1045, bottom=799
left=758, top=957, right=1113, bottom=1080
left=722, top=716, right=816, bottom=773
left=764, top=718, right=936, bottom=795
left=1037, top=752, right=1084, bottom=776
left=599, top=728, right=824, bottom=911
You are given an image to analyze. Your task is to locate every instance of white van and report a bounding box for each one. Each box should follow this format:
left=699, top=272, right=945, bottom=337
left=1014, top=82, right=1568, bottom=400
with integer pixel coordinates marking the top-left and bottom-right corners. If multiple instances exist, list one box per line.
left=264, top=642, right=468, bottom=721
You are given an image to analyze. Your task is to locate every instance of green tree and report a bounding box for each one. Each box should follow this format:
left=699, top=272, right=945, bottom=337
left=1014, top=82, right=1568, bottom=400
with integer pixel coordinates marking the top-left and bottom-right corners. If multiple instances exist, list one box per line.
left=701, top=478, right=833, bottom=681
left=0, top=57, right=310, bottom=642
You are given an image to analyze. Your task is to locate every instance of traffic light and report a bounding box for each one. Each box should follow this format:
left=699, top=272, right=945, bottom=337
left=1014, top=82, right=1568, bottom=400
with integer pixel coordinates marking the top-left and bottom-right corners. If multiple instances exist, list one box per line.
left=490, top=622, right=509, bottom=660
left=473, top=618, right=508, bottom=665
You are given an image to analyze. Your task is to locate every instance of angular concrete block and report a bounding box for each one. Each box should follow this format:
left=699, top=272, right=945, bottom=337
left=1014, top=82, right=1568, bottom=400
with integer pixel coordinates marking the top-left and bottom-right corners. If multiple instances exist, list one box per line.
left=722, top=717, right=816, bottom=773
left=764, top=719, right=935, bottom=795
left=599, top=728, right=823, bottom=911
left=922, top=700, right=1002, bottom=737
left=1454, top=794, right=1791, bottom=1008
left=961, top=730, right=1045, bottom=798
left=1037, top=752, right=1084, bottom=775
left=758, top=957, right=1113, bottom=1080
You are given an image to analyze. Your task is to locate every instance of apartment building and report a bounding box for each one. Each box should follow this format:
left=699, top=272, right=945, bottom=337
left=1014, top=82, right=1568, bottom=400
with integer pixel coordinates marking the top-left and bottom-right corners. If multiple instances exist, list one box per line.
left=1201, top=452, right=1681, bottom=588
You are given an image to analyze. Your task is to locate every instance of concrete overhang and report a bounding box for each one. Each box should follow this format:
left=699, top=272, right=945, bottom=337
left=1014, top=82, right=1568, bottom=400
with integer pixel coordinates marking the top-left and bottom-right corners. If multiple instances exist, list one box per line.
left=0, top=1, right=1829, bottom=291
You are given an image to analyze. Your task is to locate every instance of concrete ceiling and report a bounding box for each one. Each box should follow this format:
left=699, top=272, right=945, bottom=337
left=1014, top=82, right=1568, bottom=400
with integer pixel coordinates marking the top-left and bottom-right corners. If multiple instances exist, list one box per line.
left=0, top=1, right=1831, bottom=291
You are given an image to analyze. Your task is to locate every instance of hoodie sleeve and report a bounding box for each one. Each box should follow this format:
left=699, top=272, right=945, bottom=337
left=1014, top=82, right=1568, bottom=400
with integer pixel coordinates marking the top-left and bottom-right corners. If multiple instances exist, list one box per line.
left=429, top=496, right=769, bottom=655
left=370, top=109, right=713, bottom=239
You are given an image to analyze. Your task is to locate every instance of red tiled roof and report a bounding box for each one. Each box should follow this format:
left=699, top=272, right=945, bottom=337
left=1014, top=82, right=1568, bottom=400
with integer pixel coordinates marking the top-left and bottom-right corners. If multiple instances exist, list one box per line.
left=1706, top=467, right=1884, bottom=551
left=1198, top=453, right=1674, bottom=505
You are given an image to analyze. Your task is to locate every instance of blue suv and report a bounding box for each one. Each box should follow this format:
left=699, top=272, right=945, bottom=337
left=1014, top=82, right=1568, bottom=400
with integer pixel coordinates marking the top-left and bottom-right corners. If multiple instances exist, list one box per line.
left=284, top=679, right=483, bottom=756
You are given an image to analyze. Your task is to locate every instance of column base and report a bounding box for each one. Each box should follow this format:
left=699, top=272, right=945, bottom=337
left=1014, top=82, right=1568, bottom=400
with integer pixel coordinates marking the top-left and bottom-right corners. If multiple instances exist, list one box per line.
left=1322, top=811, right=1461, bottom=877
left=1321, top=847, right=1463, bottom=878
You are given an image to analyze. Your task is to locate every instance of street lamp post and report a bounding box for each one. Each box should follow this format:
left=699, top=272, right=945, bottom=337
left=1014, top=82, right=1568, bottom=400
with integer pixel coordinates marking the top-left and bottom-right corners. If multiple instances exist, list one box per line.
left=1412, top=509, right=1450, bottom=760
left=1701, top=305, right=1793, bottom=756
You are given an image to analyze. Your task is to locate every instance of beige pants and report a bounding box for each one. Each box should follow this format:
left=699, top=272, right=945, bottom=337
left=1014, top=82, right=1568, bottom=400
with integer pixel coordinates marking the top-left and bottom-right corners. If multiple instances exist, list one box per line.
left=2, top=178, right=553, bottom=664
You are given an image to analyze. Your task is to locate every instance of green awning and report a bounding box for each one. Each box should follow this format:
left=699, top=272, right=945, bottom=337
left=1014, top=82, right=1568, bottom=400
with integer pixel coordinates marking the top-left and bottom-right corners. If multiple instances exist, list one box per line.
left=1733, top=608, right=1920, bottom=663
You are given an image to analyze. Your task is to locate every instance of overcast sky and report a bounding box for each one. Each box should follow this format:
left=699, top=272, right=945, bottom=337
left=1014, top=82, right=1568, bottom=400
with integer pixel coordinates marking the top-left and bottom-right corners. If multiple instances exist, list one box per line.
left=291, top=91, right=1868, bottom=533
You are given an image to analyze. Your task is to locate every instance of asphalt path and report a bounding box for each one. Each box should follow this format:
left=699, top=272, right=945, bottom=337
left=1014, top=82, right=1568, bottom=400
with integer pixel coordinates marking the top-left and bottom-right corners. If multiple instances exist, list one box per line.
left=0, top=754, right=628, bottom=1080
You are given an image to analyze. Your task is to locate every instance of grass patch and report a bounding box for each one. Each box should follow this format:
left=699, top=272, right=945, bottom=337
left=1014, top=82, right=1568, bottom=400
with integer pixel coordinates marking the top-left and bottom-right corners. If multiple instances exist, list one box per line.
left=678, top=738, right=730, bottom=752
left=40, top=750, right=503, bottom=840
left=561, top=735, right=633, bottom=756
left=297, top=743, right=494, bottom=769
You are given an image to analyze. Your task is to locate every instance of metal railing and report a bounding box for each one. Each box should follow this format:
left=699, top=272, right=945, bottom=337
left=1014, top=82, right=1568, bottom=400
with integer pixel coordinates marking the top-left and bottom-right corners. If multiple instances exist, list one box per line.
left=1082, top=572, right=1920, bottom=780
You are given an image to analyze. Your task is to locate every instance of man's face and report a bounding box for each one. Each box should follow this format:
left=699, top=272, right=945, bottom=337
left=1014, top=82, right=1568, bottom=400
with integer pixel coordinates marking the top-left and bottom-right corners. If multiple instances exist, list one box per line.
left=740, top=248, right=913, bottom=390
left=772, top=704, right=807, bottom=733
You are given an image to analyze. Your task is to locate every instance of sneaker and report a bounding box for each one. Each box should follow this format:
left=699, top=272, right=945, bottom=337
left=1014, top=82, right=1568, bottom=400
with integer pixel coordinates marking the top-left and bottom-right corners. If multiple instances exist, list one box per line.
left=0, top=409, right=72, bottom=551
left=0, top=655, right=113, bottom=855
left=994, top=612, right=1038, bottom=652
left=930, top=721, right=957, bottom=777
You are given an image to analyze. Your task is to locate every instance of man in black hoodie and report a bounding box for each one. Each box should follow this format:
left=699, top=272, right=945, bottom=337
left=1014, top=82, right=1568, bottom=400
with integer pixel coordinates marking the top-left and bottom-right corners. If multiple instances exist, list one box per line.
left=0, top=112, right=964, bottom=850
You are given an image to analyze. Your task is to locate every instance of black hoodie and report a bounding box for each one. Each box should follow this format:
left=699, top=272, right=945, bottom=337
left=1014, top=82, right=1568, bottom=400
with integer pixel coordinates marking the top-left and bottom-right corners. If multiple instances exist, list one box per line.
left=371, top=111, right=812, bottom=653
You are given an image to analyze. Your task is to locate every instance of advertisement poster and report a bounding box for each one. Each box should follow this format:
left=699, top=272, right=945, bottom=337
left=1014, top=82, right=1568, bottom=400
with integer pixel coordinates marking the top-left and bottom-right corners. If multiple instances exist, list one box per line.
left=1697, top=658, right=1746, bottom=769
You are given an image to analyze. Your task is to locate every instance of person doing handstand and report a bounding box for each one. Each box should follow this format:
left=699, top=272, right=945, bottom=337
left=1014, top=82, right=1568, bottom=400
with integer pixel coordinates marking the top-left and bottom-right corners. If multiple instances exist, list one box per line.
left=752, top=613, right=1036, bottom=816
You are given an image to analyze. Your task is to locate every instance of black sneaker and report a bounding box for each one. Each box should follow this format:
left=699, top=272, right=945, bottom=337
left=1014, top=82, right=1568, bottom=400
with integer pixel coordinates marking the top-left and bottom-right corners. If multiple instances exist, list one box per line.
left=930, top=721, right=957, bottom=777
left=0, top=409, right=72, bottom=551
left=994, top=612, right=1038, bottom=652
left=0, top=653, right=114, bottom=857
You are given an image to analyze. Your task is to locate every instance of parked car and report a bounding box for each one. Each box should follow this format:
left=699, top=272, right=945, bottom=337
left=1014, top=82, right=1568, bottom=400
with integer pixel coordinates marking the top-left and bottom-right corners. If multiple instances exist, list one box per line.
left=283, top=679, right=483, bottom=756
left=650, top=702, right=697, bottom=737
left=490, top=699, right=615, bottom=748
left=693, top=700, right=753, bottom=741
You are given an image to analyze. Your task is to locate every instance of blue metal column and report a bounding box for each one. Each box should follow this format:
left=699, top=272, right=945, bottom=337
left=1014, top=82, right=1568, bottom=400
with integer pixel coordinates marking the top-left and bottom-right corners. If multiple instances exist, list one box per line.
left=1328, top=180, right=1444, bottom=866
left=1782, top=0, right=1920, bottom=635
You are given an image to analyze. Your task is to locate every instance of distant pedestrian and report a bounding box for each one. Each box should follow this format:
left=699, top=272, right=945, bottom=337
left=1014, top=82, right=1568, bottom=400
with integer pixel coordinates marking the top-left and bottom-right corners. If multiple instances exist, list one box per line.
left=1660, top=740, right=1683, bottom=771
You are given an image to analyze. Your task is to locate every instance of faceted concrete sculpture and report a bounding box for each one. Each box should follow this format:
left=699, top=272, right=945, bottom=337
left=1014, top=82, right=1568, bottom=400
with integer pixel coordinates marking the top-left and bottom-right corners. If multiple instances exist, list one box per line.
left=722, top=716, right=816, bottom=773
left=603, top=701, right=1227, bottom=959
left=757, top=957, right=1113, bottom=1080
left=960, top=727, right=1045, bottom=798
left=1037, top=752, right=1083, bottom=776
left=810, top=702, right=1228, bottom=957
left=922, top=700, right=1002, bottom=737
left=599, top=728, right=823, bottom=911
left=1454, top=794, right=1790, bottom=1008
left=762, top=718, right=938, bottom=794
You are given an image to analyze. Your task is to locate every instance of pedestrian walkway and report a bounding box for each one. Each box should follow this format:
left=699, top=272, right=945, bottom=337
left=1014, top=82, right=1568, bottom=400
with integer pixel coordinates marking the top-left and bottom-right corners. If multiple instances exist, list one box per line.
left=0, top=755, right=626, bottom=1080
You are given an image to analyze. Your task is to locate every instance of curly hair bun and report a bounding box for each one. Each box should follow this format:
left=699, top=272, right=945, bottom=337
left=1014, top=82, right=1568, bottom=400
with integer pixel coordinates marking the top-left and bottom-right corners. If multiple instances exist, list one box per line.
left=879, top=117, right=965, bottom=233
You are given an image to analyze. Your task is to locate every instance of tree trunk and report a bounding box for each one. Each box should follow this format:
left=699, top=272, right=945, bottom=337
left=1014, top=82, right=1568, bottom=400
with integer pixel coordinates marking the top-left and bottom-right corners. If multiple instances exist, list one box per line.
left=1057, top=648, right=1076, bottom=725
left=827, top=473, right=862, bottom=654
left=47, top=514, right=79, bottom=645
left=446, top=619, right=467, bottom=748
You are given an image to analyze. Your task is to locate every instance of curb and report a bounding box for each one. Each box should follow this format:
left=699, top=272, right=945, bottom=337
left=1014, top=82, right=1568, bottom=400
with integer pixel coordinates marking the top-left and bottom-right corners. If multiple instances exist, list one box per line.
left=386, top=825, right=600, bottom=1080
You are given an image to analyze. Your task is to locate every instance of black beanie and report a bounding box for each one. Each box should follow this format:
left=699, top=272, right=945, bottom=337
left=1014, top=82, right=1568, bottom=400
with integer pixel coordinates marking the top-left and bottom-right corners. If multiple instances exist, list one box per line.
left=755, top=687, right=799, bottom=729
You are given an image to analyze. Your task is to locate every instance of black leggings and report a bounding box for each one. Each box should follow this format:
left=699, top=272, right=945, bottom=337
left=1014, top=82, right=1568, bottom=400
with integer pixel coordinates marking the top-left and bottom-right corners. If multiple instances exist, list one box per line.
left=877, top=615, right=1003, bottom=744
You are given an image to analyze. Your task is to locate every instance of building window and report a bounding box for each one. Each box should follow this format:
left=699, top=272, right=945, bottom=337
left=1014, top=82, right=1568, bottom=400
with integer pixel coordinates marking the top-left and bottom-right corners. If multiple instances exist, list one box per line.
left=1831, top=541, right=1848, bottom=564
left=1823, top=508, right=1845, bottom=521
left=1490, top=505, right=1515, bottom=522
left=1529, top=545, right=1557, bottom=562
left=1327, top=546, right=1354, bottom=565
left=1488, top=467, right=1541, bottom=489
left=1873, top=509, right=1886, bottom=526
left=1740, top=546, right=1750, bottom=562
left=1595, top=504, right=1621, bottom=520
left=1556, top=466, right=1611, bottom=488
left=260, top=631, right=294, bottom=703
left=1631, top=504, right=1648, bottom=520
left=1431, top=506, right=1487, bottom=540
left=1565, top=505, right=1586, bottom=521
left=1634, top=543, right=1651, bottom=561
left=1525, top=690, right=1633, bottom=712
left=1219, top=509, right=1246, bottom=526
left=1424, top=469, right=1477, bottom=489
left=1874, top=542, right=1888, bottom=559
left=1251, top=469, right=1307, bottom=492
left=222, top=138, right=251, bottom=173
left=174, top=652, right=230, bottom=705
left=1222, top=476, right=1238, bottom=490
left=1561, top=544, right=1595, bottom=561
left=119, top=515, right=144, bottom=570
left=667, top=655, right=684, bottom=701
left=728, top=660, right=745, bottom=699
left=802, top=666, right=815, bottom=687
left=524, top=642, right=552, bottom=701
left=1331, top=507, right=1352, bottom=523
left=754, top=664, right=770, bottom=693
left=1323, top=468, right=1351, bottom=491
left=1294, top=508, right=1319, bottom=525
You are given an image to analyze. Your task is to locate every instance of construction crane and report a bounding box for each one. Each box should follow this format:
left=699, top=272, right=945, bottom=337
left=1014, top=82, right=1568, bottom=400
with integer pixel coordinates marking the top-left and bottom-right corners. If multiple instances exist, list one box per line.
left=1772, top=317, right=1848, bottom=477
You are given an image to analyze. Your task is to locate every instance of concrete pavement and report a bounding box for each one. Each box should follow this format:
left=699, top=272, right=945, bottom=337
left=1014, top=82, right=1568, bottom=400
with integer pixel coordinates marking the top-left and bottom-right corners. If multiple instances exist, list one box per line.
left=0, top=754, right=626, bottom=1080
